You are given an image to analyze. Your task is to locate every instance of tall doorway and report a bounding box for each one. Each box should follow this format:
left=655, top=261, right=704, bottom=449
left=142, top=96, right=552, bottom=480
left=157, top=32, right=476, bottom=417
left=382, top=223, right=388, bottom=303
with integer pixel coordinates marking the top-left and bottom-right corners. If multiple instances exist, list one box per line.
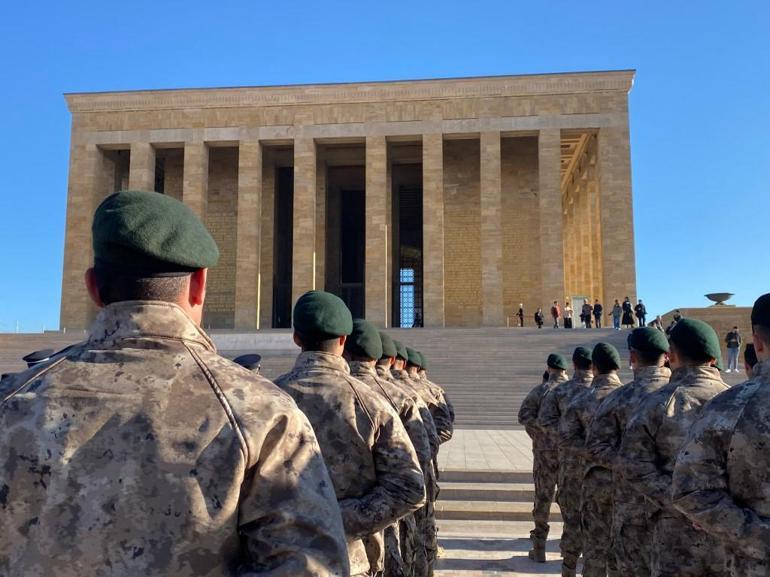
left=391, top=163, right=423, bottom=328
left=325, top=166, right=365, bottom=318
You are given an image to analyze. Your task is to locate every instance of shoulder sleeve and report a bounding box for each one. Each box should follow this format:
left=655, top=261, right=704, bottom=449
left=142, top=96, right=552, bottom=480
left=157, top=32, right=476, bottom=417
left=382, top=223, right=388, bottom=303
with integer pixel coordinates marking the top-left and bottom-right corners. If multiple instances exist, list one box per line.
left=586, top=390, right=623, bottom=470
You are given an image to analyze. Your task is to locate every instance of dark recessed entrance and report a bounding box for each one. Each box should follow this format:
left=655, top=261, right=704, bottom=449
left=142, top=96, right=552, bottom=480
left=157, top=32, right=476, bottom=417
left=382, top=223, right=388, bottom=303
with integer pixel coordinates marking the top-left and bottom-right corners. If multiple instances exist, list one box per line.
left=391, top=163, right=424, bottom=328
left=272, top=166, right=294, bottom=328
left=326, top=166, right=365, bottom=318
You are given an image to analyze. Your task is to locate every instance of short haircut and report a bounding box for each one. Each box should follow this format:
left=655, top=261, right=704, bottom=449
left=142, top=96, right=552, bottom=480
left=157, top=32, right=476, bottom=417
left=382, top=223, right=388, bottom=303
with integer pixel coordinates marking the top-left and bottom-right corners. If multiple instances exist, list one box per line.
left=574, top=357, right=592, bottom=371
left=593, top=357, right=617, bottom=374
left=93, top=265, right=190, bottom=305
left=295, top=331, right=340, bottom=353
left=630, top=347, right=666, bottom=366
left=753, top=324, right=770, bottom=349
left=670, top=342, right=712, bottom=365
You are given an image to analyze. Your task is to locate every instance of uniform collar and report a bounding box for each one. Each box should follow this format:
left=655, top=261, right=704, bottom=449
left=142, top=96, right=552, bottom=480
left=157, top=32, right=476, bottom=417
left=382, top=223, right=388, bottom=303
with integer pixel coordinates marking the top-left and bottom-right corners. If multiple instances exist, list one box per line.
left=592, top=372, right=622, bottom=389
left=549, top=370, right=568, bottom=384
left=633, top=365, right=672, bottom=381
left=670, top=365, right=722, bottom=384
left=88, top=301, right=215, bottom=351
left=375, top=364, right=392, bottom=379
left=293, top=351, right=351, bottom=374
left=573, top=368, right=594, bottom=383
left=348, top=361, right=377, bottom=377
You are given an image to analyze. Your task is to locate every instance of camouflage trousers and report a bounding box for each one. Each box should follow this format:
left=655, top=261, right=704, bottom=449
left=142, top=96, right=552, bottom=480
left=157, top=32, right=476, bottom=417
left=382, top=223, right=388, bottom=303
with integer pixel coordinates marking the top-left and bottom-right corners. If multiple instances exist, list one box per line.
left=531, top=449, right=559, bottom=543
left=728, top=555, right=770, bottom=577
left=556, top=457, right=584, bottom=559
left=612, top=490, right=653, bottom=577
left=581, top=473, right=619, bottom=577
left=413, top=502, right=437, bottom=577
left=651, top=513, right=729, bottom=577
left=398, top=515, right=418, bottom=577
left=382, top=523, right=407, bottom=577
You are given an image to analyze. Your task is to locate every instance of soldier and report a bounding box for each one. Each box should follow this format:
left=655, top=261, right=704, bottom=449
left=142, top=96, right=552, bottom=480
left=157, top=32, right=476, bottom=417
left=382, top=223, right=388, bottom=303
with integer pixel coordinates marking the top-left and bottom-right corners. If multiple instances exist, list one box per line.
left=620, top=319, right=729, bottom=577
left=416, top=352, right=455, bottom=427
left=585, top=328, right=671, bottom=577
left=344, top=319, right=433, bottom=577
left=0, top=191, right=349, bottom=576
left=672, top=293, right=770, bottom=576
left=561, top=342, right=623, bottom=577
left=518, top=353, right=569, bottom=562
left=232, top=353, right=262, bottom=373
left=538, top=346, right=594, bottom=576
left=274, top=291, right=426, bottom=577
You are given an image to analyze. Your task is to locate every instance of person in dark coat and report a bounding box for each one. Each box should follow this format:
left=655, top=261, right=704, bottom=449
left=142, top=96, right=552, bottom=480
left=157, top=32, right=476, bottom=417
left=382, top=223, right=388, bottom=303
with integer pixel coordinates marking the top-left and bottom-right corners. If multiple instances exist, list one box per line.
left=535, top=308, right=545, bottom=329
left=622, top=297, right=635, bottom=328
left=593, top=300, right=604, bottom=329
left=634, top=299, right=647, bottom=327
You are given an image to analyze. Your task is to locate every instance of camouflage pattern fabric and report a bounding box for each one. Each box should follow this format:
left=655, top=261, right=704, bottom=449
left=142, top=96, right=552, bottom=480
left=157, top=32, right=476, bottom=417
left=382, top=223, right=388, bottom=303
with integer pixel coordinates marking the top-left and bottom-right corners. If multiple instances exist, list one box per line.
left=620, top=365, right=730, bottom=577
left=560, top=372, right=623, bottom=577
left=392, top=368, right=452, bottom=446
left=673, top=359, right=770, bottom=577
left=538, top=368, right=594, bottom=560
left=275, top=351, right=426, bottom=576
left=518, top=371, right=568, bottom=544
left=585, top=365, right=671, bottom=576
left=0, top=301, right=350, bottom=577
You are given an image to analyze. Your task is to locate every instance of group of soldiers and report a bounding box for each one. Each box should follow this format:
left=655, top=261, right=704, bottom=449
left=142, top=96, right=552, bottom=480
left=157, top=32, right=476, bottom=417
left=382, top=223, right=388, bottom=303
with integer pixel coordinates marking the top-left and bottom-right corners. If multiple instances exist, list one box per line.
left=0, top=190, right=454, bottom=577
left=519, top=299, right=770, bottom=577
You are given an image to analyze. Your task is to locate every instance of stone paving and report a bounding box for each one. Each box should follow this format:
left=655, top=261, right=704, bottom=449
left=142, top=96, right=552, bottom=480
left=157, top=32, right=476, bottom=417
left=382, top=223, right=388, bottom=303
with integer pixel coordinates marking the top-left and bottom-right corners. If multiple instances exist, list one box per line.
left=438, top=429, right=534, bottom=472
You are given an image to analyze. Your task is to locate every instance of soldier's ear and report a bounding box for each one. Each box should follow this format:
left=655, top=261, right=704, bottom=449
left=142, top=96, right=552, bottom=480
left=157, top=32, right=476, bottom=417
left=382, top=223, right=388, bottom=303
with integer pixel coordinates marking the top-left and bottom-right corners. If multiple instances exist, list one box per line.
left=84, top=268, right=104, bottom=308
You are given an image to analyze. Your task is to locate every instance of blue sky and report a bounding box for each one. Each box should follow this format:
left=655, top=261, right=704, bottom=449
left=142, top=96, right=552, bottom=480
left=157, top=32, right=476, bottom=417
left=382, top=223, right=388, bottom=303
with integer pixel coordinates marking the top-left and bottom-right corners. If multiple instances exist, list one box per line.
left=0, top=1, right=768, bottom=332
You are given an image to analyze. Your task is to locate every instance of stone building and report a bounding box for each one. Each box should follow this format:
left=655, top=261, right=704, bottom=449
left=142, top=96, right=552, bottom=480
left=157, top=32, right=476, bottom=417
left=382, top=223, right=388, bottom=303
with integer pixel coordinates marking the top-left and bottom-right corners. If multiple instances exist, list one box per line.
left=61, top=70, right=637, bottom=330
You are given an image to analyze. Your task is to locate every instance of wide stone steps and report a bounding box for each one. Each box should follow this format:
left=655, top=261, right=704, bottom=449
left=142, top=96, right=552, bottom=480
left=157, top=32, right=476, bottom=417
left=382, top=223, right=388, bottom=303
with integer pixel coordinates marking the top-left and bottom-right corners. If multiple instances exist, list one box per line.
left=440, top=481, right=535, bottom=501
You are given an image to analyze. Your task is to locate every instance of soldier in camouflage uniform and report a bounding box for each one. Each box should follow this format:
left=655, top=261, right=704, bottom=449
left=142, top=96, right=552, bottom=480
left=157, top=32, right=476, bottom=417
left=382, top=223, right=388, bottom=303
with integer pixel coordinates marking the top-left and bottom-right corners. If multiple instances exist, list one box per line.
left=416, top=352, right=455, bottom=429
left=389, top=341, right=441, bottom=576
left=538, top=346, right=594, bottom=576
left=620, top=319, right=729, bottom=577
left=275, top=291, right=426, bottom=577
left=518, top=353, right=569, bottom=562
left=406, top=348, right=453, bottom=444
left=673, top=293, right=770, bottom=577
left=0, top=191, right=350, bottom=577
left=561, top=342, right=623, bottom=577
left=585, top=327, right=671, bottom=577
left=344, top=320, right=433, bottom=577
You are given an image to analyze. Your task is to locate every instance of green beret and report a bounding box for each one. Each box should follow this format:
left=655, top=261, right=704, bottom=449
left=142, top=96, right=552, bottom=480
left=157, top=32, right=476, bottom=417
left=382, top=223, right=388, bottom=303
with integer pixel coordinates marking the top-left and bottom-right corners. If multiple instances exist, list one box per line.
left=346, top=319, right=384, bottom=360
left=547, top=353, right=568, bottom=371
left=293, top=291, right=353, bottom=337
left=628, top=327, right=670, bottom=354
left=751, top=293, right=770, bottom=328
left=92, top=190, right=219, bottom=273
left=419, top=352, right=429, bottom=370
left=406, top=347, right=421, bottom=366
left=572, top=346, right=592, bottom=364
left=670, top=318, right=722, bottom=367
left=394, top=340, right=408, bottom=361
left=379, top=332, right=397, bottom=358
left=592, top=342, right=621, bottom=371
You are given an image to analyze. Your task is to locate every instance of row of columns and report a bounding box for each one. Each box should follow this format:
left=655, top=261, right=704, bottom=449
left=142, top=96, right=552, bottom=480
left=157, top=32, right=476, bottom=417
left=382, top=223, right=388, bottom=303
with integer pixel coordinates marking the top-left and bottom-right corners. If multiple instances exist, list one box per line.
left=61, top=127, right=634, bottom=330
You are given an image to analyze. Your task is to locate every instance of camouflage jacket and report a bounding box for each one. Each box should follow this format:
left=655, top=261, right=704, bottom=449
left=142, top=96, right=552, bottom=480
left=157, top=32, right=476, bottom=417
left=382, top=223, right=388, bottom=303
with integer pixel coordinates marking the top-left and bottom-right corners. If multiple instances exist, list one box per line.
left=377, top=365, right=439, bottom=459
left=560, top=372, right=623, bottom=480
left=419, top=372, right=455, bottom=424
left=392, top=369, right=452, bottom=444
left=673, top=359, right=770, bottom=565
left=349, top=362, right=432, bottom=466
left=274, top=352, right=426, bottom=575
left=518, top=371, right=568, bottom=452
left=537, top=369, right=594, bottom=449
left=0, top=301, right=349, bottom=577
left=586, top=365, right=672, bottom=473
left=619, top=365, right=728, bottom=514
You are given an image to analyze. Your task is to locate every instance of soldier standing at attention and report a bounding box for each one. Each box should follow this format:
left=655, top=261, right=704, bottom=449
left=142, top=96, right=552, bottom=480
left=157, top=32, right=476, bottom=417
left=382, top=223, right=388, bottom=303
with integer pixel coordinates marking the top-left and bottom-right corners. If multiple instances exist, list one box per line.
left=518, top=353, right=569, bottom=562
left=0, top=191, right=350, bottom=577
left=344, top=319, right=433, bottom=577
left=415, top=352, right=455, bottom=432
left=585, top=328, right=671, bottom=577
left=620, top=319, right=729, bottom=577
left=537, top=346, right=594, bottom=577
left=274, top=291, right=426, bottom=577
left=561, top=343, right=623, bottom=577
left=672, top=293, right=770, bottom=576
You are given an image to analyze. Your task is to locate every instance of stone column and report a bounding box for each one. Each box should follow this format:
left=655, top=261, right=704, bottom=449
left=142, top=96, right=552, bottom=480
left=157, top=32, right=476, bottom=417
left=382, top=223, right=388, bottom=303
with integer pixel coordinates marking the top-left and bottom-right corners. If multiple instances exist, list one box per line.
left=365, top=135, right=389, bottom=326
left=422, top=133, right=445, bottom=327
left=234, top=141, right=262, bottom=329
left=259, top=151, right=275, bottom=329
left=60, top=144, right=103, bottom=330
left=598, top=124, right=636, bottom=304
left=480, top=131, right=504, bottom=325
left=183, top=142, right=208, bottom=218
left=292, top=138, right=317, bottom=304
left=538, top=129, right=566, bottom=309
left=128, top=142, right=155, bottom=191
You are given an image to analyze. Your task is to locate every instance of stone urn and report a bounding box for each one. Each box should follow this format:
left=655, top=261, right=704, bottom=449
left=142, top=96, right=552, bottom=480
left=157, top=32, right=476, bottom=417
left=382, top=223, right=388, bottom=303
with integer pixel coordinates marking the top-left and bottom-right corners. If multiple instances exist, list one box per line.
left=705, top=293, right=734, bottom=306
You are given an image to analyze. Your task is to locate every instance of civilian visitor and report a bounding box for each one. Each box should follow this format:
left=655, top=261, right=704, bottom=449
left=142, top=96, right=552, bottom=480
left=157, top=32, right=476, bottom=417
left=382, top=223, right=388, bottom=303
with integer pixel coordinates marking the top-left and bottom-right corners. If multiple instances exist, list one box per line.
left=535, top=307, right=545, bottom=329
left=551, top=301, right=561, bottom=329
left=517, top=303, right=525, bottom=327
left=634, top=299, right=647, bottom=327
left=593, top=299, right=603, bottom=329
left=611, top=299, right=622, bottom=330
left=582, top=300, right=593, bottom=328
left=564, top=301, right=574, bottom=329
left=725, top=326, right=742, bottom=373
left=622, top=297, right=635, bottom=328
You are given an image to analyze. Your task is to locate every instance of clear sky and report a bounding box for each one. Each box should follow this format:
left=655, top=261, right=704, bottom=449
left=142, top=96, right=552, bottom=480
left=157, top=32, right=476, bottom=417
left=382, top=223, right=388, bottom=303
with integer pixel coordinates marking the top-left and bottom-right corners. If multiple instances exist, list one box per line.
left=0, top=0, right=768, bottom=332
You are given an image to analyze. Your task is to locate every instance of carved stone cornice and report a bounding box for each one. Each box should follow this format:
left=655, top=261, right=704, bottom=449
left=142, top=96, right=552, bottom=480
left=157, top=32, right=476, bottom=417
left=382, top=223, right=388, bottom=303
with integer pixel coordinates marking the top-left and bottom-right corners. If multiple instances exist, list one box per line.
left=65, top=70, right=635, bottom=113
